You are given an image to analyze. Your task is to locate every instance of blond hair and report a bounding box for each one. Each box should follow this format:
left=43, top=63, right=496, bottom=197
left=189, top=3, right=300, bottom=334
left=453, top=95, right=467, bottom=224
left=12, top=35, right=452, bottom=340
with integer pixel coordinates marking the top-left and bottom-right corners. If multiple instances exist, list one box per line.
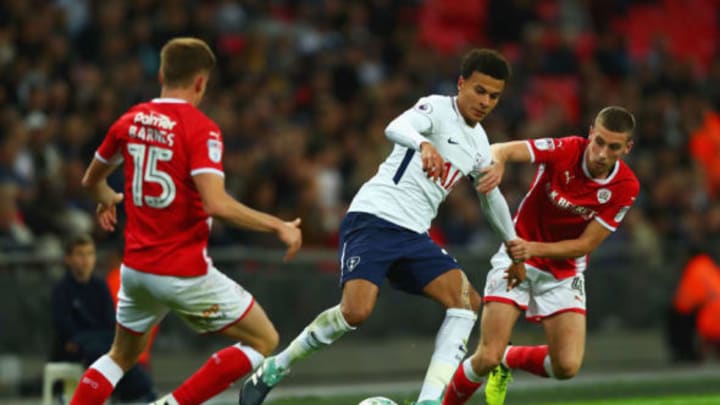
left=160, top=37, right=216, bottom=88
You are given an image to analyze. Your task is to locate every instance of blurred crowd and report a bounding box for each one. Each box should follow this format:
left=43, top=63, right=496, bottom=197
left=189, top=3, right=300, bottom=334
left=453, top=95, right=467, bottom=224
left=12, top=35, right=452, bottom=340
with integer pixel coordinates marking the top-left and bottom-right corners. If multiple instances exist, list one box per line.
left=0, top=0, right=719, bottom=263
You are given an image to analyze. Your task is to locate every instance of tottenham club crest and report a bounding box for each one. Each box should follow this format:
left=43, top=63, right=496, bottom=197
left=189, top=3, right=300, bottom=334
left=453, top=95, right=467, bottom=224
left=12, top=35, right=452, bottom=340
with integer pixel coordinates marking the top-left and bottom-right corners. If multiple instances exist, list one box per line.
left=346, top=256, right=361, bottom=272
left=597, top=188, right=612, bottom=204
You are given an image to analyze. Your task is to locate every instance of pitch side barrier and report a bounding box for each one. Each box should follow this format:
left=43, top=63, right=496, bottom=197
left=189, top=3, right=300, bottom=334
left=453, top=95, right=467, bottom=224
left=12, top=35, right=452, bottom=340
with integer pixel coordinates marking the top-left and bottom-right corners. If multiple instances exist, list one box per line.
left=0, top=243, right=683, bottom=355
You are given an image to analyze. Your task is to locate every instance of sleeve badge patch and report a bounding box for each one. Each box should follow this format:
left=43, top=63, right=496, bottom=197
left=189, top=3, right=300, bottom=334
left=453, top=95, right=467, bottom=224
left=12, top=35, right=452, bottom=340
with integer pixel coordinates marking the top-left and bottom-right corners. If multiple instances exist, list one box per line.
left=415, top=103, right=433, bottom=114
left=208, top=139, right=222, bottom=163
left=533, top=138, right=555, bottom=151
left=614, top=206, right=631, bottom=222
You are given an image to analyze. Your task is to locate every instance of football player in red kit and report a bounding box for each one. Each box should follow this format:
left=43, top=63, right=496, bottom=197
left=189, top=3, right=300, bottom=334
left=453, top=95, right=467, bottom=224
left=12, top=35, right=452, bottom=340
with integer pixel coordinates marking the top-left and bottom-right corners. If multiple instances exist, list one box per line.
left=71, top=37, right=302, bottom=405
left=443, top=106, right=639, bottom=405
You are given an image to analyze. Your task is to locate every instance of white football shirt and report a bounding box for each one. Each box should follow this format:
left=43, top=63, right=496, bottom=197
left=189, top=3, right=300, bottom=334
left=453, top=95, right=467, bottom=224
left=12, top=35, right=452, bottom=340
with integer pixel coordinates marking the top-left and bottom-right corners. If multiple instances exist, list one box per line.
left=348, top=95, right=493, bottom=233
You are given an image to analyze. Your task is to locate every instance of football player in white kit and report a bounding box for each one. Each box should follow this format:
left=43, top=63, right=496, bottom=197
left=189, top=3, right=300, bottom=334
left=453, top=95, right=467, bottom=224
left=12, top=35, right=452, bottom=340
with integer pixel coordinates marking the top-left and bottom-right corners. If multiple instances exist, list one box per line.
left=241, top=49, right=524, bottom=405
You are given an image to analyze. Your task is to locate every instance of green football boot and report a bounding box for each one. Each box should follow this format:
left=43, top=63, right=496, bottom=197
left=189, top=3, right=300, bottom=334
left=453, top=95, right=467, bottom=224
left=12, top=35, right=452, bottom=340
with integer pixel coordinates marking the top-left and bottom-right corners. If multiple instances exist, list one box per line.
left=484, top=364, right=512, bottom=405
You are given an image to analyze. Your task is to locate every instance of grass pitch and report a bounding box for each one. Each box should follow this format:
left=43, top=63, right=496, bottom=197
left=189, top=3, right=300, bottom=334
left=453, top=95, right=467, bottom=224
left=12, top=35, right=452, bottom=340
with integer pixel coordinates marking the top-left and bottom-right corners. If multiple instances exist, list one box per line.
left=261, top=393, right=720, bottom=405
left=256, top=369, right=720, bottom=405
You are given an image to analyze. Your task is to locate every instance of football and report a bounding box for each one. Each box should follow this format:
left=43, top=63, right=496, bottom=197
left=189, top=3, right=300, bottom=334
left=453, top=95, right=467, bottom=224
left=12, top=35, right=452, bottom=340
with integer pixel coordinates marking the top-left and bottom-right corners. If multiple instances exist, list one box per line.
left=358, top=397, right=398, bottom=405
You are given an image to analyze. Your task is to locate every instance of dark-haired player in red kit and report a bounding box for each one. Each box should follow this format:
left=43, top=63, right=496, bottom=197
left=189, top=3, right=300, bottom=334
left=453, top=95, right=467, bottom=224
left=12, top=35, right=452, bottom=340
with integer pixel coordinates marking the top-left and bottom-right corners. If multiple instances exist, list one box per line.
left=71, top=37, right=302, bottom=405
left=443, top=106, right=639, bottom=405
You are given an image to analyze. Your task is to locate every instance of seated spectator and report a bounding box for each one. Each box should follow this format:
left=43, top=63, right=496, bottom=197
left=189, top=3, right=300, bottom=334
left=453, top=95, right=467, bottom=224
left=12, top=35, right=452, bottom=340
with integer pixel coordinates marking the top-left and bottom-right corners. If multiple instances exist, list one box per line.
left=0, top=181, right=34, bottom=255
left=50, top=233, right=156, bottom=402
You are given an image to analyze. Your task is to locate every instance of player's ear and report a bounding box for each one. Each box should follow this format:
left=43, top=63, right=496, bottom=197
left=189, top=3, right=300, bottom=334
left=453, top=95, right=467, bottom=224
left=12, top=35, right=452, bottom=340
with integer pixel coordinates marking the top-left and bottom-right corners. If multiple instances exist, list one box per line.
left=158, top=71, right=164, bottom=86
left=194, top=74, right=206, bottom=93
left=625, top=139, right=634, bottom=154
left=457, top=75, right=464, bottom=91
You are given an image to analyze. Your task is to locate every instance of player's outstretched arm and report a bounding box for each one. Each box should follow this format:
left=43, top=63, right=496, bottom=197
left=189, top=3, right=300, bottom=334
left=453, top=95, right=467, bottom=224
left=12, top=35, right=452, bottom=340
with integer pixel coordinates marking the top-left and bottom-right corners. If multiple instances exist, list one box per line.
left=81, top=158, right=124, bottom=232
left=193, top=172, right=302, bottom=262
left=491, top=141, right=533, bottom=164
left=475, top=185, right=517, bottom=243
left=476, top=141, right=533, bottom=194
left=475, top=183, right=527, bottom=288
left=507, top=220, right=612, bottom=261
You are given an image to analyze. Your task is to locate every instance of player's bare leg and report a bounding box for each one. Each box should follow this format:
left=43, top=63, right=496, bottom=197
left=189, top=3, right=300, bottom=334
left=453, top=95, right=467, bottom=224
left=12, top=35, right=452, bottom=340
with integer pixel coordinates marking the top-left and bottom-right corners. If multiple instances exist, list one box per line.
left=499, top=311, right=585, bottom=381
left=442, top=301, right=520, bottom=405
left=70, top=325, right=152, bottom=405
left=219, top=301, right=280, bottom=355
left=415, top=269, right=481, bottom=404
left=541, top=311, right=585, bottom=379
left=239, top=279, right=374, bottom=405
left=153, top=303, right=276, bottom=405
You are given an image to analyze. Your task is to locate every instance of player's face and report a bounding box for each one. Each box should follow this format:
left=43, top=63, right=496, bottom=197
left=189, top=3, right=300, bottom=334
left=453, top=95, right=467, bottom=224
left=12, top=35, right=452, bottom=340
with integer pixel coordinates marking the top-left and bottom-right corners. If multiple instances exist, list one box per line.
left=586, top=123, right=632, bottom=178
left=65, top=243, right=97, bottom=283
left=456, top=72, right=505, bottom=126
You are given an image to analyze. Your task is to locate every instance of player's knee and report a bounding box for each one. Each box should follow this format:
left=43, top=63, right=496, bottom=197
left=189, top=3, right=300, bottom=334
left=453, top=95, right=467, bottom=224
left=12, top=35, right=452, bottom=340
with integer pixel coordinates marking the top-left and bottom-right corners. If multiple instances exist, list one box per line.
left=341, top=304, right=372, bottom=326
left=267, top=327, right=281, bottom=353
left=256, top=327, right=280, bottom=356
left=552, top=358, right=581, bottom=380
left=444, top=289, right=481, bottom=312
left=468, top=289, right=482, bottom=312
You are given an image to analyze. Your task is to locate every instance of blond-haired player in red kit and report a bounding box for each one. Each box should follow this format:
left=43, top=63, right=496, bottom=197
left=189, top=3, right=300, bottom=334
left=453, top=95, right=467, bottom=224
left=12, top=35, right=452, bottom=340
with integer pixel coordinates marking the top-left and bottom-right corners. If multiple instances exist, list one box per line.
left=71, top=37, right=302, bottom=405
left=443, top=106, right=639, bottom=405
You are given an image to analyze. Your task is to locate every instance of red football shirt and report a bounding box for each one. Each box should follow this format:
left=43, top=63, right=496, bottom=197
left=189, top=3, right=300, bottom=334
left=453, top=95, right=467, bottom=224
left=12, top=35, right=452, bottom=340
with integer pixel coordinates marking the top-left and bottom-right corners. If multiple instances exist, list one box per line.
left=96, top=98, right=224, bottom=276
left=515, top=136, right=639, bottom=279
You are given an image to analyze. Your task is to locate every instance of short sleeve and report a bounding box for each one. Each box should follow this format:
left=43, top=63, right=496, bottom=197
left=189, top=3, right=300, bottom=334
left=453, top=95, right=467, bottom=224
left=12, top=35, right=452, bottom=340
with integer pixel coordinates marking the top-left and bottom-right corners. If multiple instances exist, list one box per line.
left=188, top=122, right=224, bottom=178
left=595, top=180, right=639, bottom=231
left=96, top=120, right=125, bottom=165
left=526, top=136, right=582, bottom=164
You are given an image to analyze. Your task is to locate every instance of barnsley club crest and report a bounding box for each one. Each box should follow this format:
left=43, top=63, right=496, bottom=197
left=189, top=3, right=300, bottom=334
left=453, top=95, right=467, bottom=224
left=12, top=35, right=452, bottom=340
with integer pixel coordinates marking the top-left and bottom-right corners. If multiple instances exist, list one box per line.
left=597, top=188, right=612, bottom=204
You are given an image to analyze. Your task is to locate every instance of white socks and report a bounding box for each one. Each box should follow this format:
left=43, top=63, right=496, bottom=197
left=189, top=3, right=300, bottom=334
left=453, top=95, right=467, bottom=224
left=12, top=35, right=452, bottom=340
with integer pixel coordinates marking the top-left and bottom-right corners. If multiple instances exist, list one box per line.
left=544, top=354, right=555, bottom=378
left=417, top=308, right=477, bottom=401
left=463, top=358, right=484, bottom=383
left=235, top=343, right=265, bottom=370
left=275, top=305, right=355, bottom=370
left=90, top=355, right=124, bottom=386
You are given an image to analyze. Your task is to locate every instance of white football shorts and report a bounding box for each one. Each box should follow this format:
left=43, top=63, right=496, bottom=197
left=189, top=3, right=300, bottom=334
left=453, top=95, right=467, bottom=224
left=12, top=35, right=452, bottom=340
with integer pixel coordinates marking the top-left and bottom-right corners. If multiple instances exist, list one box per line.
left=483, top=249, right=586, bottom=322
left=116, top=264, right=255, bottom=334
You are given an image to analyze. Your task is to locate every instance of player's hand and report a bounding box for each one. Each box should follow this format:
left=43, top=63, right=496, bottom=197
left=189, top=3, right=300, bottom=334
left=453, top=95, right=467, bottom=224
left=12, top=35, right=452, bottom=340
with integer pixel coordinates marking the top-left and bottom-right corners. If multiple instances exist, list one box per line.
left=96, top=191, right=124, bottom=232
left=503, top=261, right=526, bottom=291
left=476, top=161, right=505, bottom=194
left=507, top=238, right=532, bottom=262
left=420, top=142, right=447, bottom=183
left=277, top=217, right=302, bottom=262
